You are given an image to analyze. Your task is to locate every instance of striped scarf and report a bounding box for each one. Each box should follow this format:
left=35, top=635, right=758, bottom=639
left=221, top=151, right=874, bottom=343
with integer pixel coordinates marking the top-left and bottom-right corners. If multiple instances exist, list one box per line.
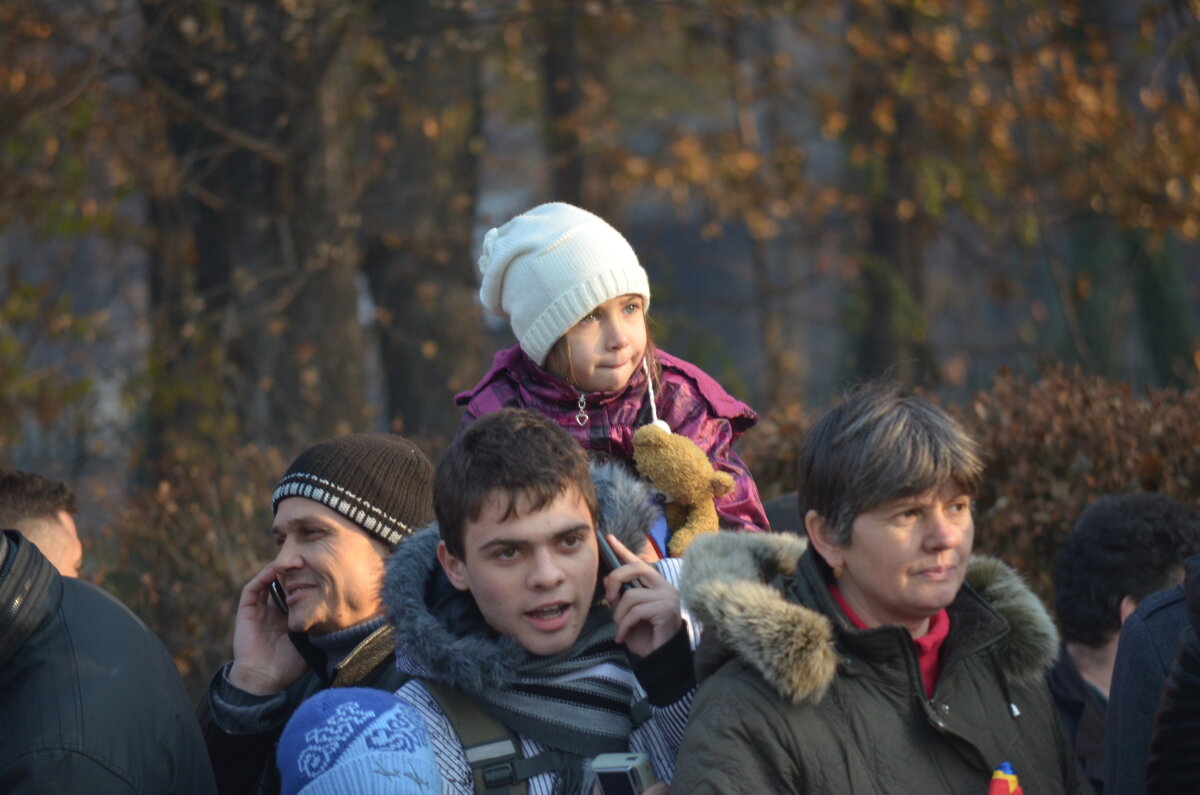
left=402, top=588, right=637, bottom=793
left=471, top=606, right=636, bottom=758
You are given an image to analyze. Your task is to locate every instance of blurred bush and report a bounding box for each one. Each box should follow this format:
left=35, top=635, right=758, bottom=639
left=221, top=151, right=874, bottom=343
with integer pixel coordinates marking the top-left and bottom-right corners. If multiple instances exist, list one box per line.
left=958, top=365, right=1200, bottom=605
left=740, top=364, right=1200, bottom=606
left=93, top=442, right=285, bottom=699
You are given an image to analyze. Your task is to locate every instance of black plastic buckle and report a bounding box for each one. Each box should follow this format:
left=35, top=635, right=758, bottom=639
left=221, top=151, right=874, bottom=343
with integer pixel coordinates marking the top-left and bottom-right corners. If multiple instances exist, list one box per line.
left=483, top=762, right=518, bottom=788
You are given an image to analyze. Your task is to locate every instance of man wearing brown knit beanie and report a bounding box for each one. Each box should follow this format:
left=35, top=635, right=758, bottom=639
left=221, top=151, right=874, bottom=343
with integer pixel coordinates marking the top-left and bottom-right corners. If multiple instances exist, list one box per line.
left=199, top=434, right=435, bottom=795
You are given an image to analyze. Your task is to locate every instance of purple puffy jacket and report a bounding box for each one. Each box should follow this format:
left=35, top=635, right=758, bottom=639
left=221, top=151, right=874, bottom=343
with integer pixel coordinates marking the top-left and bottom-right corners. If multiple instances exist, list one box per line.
left=455, top=344, right=770, bottom=534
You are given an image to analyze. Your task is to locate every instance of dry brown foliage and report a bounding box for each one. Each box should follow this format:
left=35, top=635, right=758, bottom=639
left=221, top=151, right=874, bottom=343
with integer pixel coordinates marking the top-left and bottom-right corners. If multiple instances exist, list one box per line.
left=957, top=365, right=1200, bottom=603
left=93, top=443, right=286, bottom=698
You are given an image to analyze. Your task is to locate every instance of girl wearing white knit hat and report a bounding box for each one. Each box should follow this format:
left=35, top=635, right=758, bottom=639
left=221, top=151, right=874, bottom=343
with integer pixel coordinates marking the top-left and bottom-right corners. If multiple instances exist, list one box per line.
left=454, top=202, right=769, bottom=555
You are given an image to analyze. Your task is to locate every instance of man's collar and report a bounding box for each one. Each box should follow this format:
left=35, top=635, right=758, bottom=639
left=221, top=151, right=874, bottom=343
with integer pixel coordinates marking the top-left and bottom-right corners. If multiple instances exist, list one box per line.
left=291, top=614, right=390, bottom=684
left=0, top=531, right=60, bottom=670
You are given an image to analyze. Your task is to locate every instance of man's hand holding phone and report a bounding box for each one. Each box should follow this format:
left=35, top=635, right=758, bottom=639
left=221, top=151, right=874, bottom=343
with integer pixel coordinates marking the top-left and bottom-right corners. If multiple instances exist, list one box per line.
left=227, top=563, right=307, bottom=695
left=600, top=533, right=682, bottom=658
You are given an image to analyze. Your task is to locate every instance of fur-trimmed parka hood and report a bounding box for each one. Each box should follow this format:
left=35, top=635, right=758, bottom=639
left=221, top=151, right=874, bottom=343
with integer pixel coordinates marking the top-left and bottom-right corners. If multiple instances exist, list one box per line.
left=382, top=460, right=657, bottom=693
left=681, top=532, right=1059, bottom=705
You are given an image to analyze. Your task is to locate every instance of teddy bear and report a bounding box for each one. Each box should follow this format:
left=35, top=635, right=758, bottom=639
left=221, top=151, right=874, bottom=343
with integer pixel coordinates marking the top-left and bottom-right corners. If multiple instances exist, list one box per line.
left=632, top=422, right=735, bottom=557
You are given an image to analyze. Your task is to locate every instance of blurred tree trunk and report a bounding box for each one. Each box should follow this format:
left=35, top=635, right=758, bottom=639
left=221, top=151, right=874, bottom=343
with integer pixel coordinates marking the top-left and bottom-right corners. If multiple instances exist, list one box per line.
left=538, top=0, right=584, bottom=204
left=361, top=0, right=486, bottom=443
left=721, top=12, right=789, bottom=408
left=1095, top=0, right=1196, bottom=386
left=1133, top=231, right=1195, bottom=386
left=140, top=0, right=368, bottom=457
left=845, top=2, right=936, bottom=385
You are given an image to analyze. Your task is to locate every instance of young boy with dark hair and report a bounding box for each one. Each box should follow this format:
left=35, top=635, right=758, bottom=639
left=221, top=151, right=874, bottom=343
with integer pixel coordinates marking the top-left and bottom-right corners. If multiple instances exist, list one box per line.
left=381, top=408, right=694, bottom=793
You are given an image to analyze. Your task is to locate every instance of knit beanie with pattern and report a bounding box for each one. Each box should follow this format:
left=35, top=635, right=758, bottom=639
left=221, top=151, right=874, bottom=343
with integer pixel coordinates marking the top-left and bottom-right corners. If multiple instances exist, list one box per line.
left=277, top=688, right=441, bottom=795
left=478, top=202, right=651, bottom=365
left=271, top=434, right=435, bottom=547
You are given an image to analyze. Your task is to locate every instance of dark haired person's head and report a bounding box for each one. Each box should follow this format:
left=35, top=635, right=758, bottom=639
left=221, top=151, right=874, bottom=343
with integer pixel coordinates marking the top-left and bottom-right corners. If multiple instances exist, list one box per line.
left=0, top=468, right=82, bottom=577
left=434, top=409, right=601, bottom=656
left=1055, top=493, right=1200, bottom=648
left=799, top=382, right=984, bottom=637
left=434, top=409, right=597, bottom=561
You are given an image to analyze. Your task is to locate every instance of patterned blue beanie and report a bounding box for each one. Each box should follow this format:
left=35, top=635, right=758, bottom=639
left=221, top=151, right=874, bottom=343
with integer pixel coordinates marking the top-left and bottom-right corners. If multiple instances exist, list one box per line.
left=277, top=688, right=441, bottom=795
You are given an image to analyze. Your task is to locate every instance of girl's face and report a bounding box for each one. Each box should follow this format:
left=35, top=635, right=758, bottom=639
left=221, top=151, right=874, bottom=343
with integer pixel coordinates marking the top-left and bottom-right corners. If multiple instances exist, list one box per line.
left=549, top=294, right=647, bottom=393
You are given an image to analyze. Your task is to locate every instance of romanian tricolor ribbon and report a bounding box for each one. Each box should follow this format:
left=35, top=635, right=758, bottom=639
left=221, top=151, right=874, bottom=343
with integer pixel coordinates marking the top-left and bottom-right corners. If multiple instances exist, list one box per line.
left=989, top=762, right=1024, bottom=794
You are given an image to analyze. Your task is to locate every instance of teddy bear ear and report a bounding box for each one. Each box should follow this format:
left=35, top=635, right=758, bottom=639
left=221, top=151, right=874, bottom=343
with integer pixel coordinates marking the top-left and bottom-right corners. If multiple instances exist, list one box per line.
left=712, top=471, right=736, bottom=497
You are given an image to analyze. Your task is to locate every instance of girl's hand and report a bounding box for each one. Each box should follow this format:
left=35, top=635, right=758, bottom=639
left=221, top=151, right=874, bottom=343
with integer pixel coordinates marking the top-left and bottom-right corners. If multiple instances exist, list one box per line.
left=603, top=534, right=682, bottom=657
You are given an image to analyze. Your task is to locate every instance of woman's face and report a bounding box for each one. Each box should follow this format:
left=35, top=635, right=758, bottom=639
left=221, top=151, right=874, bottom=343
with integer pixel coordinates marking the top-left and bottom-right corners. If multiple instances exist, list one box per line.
left=817, top=481, right=974, bottom=637
left=548, top=294, right=648, bottom=393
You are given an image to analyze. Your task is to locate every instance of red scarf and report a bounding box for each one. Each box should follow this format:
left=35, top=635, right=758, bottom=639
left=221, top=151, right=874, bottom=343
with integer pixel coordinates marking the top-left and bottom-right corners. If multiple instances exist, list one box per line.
left=829, top=584, right=950, bottom=698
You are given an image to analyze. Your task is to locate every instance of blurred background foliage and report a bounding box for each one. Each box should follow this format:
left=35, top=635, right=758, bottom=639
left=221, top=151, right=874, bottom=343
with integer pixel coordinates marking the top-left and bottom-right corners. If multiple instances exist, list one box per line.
left=2, top=0, right=1199, bottom=696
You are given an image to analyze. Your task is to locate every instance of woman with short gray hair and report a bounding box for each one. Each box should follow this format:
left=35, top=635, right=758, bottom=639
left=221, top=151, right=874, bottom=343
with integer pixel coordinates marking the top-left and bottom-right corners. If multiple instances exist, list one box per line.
left=673, top=382, right=1082, bottom=794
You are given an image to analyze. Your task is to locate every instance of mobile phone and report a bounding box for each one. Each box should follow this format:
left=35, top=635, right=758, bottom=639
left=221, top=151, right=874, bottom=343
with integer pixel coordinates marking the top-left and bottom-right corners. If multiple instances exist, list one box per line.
left=596, top=530, right=642, bottom=592
left=592, top=753, right=657, bottom=795
left=268, top=580, right=289, bottom=614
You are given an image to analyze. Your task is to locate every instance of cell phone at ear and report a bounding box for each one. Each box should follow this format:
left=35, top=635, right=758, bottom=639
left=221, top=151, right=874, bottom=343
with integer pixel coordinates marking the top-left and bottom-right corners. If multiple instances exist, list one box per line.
left=595, top=530, right=642, bottom=591
left=268, top=580, right=289, bottom=614
left=593, top=753, right=657, bottom=795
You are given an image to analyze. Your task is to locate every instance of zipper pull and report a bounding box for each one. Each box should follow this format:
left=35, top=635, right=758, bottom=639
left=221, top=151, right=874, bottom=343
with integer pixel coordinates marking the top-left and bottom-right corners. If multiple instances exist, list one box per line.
left=575, top=392, right=589, bottom=426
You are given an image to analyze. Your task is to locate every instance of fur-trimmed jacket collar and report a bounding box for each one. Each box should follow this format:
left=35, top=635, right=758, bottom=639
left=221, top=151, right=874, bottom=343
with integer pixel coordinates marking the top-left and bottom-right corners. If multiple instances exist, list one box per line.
left=383, top=461, right=657, bottom=691
left=681, top=532, right=1059, bottom=705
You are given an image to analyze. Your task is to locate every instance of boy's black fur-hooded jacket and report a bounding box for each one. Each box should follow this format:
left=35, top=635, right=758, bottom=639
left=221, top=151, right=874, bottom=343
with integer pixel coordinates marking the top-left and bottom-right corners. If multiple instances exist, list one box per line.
left=671, top=532, right=1085, bottom=795
left=383, top=459, right=658, bottom=695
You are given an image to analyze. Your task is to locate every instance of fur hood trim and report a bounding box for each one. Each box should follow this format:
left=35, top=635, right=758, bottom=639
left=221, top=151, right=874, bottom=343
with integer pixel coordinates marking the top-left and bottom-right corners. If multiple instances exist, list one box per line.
left=383, top=460, right=656, bottom=691
left=963, top=555, right=1060, bottom=686
left=681, top=532, right=1059, bottom=704
left=682, top=532, right=836, bottom=704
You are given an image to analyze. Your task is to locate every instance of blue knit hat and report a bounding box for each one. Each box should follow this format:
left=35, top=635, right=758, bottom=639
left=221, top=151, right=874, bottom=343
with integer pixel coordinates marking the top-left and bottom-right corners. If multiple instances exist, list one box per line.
left=277, top=688, right=441, bottom=795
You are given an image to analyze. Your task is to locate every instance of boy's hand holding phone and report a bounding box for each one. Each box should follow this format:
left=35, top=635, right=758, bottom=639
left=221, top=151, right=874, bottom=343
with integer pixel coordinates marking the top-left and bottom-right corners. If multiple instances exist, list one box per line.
left=227, top=563, right=307, bottom=695
left=600, top=533, right=682, bottom=658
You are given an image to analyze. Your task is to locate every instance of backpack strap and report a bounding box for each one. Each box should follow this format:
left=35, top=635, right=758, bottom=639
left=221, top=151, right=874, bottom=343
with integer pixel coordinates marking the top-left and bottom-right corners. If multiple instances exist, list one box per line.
left=419, top=679, right=572, bottom=795
left=630, top=696, right=652, bottom=728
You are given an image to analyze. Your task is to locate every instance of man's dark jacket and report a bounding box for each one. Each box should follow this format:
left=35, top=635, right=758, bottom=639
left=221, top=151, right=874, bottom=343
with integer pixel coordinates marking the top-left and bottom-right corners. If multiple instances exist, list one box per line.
left=0, top=531, right=217, bottom=794
left=1146, top=554, right=1200, bottom=793
left=1103, top=583, right=1187, bottom=795
left=1046, top=650, right=1106, bottom=793
left=198, top=620, right=406, bottom=794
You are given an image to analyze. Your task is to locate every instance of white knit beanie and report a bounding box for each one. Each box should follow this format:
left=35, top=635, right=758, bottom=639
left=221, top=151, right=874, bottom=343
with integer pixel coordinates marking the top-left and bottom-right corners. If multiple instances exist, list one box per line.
left=478, top=202, right=651, bottom=365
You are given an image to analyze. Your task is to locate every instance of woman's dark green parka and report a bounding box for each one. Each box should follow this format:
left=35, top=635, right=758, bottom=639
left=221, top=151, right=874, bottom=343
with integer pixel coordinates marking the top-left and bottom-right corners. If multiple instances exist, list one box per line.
left=672, top=533, right=1084, bottom=795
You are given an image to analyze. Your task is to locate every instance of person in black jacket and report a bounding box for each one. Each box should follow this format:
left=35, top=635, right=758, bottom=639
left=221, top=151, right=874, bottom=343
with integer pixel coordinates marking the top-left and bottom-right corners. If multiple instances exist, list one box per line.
left=0, top=528, right=217, bottom=793
left=1047, top=493, right=1200, bottom=794
left=1146, top=553, right=1200, bottom=793
left=0, top=467, right=84, bottom=576
left=199, top=433, right=436, bottom=795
